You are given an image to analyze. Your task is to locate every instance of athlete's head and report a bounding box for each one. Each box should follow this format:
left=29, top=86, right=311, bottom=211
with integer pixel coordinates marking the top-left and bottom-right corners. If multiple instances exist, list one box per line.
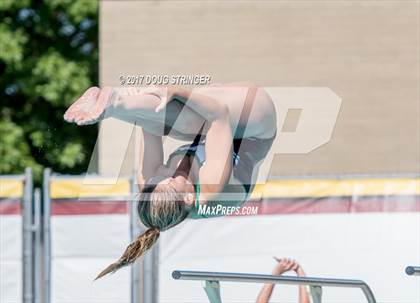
left=95, top=174, right=196, bottom=280
left=137, top=175, right=195, bottom=230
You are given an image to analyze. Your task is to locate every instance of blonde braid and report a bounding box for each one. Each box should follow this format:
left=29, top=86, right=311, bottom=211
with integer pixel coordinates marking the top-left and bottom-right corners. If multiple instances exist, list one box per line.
left=94, top=228, right=160, bottom=280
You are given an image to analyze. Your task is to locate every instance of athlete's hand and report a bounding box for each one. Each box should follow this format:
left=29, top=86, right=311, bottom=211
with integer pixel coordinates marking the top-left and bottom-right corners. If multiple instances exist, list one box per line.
left=140, top=85, right=176, bottom=113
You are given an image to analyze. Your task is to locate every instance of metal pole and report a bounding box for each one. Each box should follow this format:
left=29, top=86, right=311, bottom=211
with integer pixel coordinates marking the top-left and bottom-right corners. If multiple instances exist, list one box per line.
left=405, top=266, right=420, bottom=276
left=22, top=167, right=33, bottom=303
left=33, top=188, right=42, bottom=303
left=132, top=172, right=159, bottom=303
left=129, top=175, right=141, bottom=303
left=42, top=168, right=52, bottom=303
left=204, top=281, right=222, bottom=303
left=172, top=270, right=376, bottom=303
left=143, top=241, right=159, bottom=303
left=142, top=186, right=160, bottom=303
left=152, top=242, right=159, bottom=303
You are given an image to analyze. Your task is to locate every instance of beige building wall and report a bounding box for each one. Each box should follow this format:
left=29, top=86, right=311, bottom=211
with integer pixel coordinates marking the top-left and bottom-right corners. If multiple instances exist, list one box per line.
left=99, top=1, right=419, bottom=176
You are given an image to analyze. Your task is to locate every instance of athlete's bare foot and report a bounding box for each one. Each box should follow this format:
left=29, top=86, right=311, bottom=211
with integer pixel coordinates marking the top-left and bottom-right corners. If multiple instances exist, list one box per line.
left=64, top=86, right=116, bottom=125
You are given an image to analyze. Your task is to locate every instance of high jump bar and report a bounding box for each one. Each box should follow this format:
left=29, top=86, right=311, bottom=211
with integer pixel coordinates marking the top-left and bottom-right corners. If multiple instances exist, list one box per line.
left=172, top=270, right=376, bottom=303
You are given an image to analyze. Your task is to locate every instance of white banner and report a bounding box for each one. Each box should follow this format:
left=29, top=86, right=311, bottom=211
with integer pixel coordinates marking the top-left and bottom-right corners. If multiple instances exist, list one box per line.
left=0, top=214, right=22, bottom=303
left=159, top=213, right=420, bottom=303
left=50, top=214, right=131, bottom=303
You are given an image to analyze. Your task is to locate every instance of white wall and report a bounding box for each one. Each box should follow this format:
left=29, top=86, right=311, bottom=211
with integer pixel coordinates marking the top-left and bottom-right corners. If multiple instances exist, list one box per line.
left=0, top=214, right=22, bottom=303
left=50, top=214, right=131, bottom=303
left=159, top=213, right=420, bottom=303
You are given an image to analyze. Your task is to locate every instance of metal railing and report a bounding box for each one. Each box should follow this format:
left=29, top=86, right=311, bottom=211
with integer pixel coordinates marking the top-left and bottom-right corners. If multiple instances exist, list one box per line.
left=22, top=168, right=33, bottom=303
left=42, top=168, right=52, bottom=303
left=172, top=270, right=377, bottom=303
left=405, top=266, right=420, bottom=276
left=41, top=168, right=158, bottom=303
left=0, top=168, right=35, bottom=303
left=33, top=188, right=42, bottom=303
left=2, top=170, right=417, bottom=303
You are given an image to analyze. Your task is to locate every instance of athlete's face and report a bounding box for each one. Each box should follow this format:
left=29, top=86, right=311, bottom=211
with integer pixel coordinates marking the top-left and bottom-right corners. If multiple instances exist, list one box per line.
left=151, top=167, right=195, bottom=205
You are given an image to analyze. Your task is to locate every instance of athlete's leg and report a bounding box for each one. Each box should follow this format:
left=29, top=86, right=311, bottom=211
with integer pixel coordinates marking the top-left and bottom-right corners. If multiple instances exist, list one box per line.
left=64, top=86, right=162, bottom=125
left=64, top=86, right=208, bottom=140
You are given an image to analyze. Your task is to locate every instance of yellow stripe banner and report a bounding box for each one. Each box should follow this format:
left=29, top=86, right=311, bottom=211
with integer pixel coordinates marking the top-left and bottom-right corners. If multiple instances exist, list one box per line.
left=10, top=176, right=418, bottom=199
left=50, top=178, right=131, bottom=199
left=250, top=178, right=420, bottom=199
left=0, top=179, right=24, bottom=198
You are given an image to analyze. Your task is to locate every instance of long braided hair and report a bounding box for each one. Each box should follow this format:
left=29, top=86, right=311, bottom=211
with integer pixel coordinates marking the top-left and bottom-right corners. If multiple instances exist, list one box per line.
left=95, top=181, right=191, bottom=280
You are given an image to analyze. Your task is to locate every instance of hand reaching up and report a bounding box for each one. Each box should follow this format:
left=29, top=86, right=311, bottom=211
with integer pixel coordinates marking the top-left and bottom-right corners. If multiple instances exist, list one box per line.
left=272, top=257, right=296, bottom=275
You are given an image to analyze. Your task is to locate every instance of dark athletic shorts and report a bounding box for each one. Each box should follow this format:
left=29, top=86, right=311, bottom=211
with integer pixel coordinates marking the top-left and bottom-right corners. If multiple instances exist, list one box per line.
left=231, top=132, right=277, bottom=194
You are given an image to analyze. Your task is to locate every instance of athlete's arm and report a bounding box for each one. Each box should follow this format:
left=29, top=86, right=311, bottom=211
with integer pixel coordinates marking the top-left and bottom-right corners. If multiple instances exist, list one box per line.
left=137, top=129, right=164, bottom=189
left=197, top=106, right=233, bottom=204
left=141, top=85, right=235, bottom=201
left=147, top=86, right=234, bottom=203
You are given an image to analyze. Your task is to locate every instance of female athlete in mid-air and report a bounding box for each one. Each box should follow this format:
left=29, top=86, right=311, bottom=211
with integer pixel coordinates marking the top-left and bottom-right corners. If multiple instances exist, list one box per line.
left=64, top=82, right=277, bottom=279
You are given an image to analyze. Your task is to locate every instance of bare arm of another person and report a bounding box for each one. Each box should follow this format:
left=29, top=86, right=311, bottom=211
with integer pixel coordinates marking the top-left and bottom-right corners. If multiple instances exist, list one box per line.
left=256, top=258, right=310, bottom=303
left=295, top=263, right=310, bottom=303
left=256, top=259, right=295, bottom=303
